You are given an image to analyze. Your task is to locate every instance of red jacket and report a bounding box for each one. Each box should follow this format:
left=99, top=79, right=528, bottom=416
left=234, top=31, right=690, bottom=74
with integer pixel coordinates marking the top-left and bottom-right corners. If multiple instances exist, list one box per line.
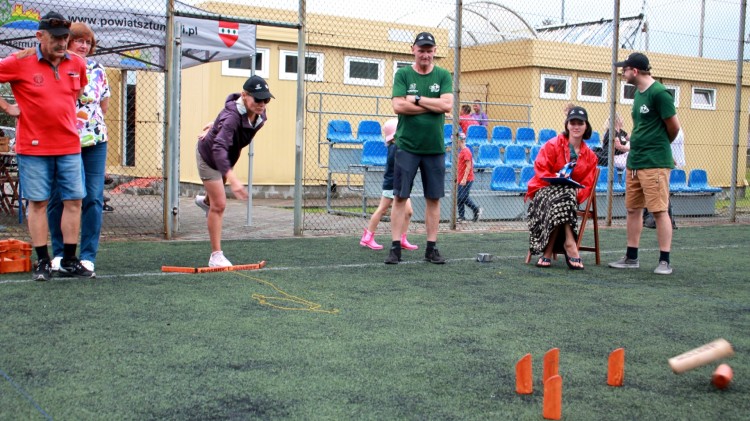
left=525, top=133, right=598, bottom=204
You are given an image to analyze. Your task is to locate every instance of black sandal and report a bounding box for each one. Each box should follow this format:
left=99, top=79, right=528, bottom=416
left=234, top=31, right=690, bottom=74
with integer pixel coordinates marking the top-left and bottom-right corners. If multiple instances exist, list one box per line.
left=536, top=256, right=552, bottom=268
left=565, top=254, right=584, bottom=270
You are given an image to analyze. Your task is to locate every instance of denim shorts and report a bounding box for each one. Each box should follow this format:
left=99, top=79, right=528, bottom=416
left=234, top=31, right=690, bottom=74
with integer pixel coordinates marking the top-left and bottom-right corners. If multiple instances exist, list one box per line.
left=17, top=153, right=84, bottom=201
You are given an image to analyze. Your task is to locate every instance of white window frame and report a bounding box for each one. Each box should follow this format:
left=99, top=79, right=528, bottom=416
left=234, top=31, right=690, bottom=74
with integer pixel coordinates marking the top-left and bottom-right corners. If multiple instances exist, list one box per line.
left=393, top=60, right=413, bottom=79
left=344, top=56, right=385, bottom=87
left=221, top=47, right=270, bottom=79
left=691, top=87, right=716, bottom=110
left=539, top=73, right=571, bottom=100
left=577, top=77, right=607, bottom=103
left=620, top=82, right=636, bottom=105
left=279, top=50, right=324, bottom=82
left=664, top=84, right=680, bottom=107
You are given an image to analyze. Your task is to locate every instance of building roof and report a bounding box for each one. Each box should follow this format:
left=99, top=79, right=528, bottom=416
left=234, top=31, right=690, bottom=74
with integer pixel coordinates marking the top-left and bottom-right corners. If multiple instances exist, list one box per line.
left=536, top=14, right=644, bottom=49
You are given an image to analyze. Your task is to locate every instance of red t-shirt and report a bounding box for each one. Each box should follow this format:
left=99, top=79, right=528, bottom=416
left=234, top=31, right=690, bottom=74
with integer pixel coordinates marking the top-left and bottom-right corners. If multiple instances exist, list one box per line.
left=459, top=114, right=478, bottom=135
left=457, top=146, right=474, bottom=182
left=0, top=47, right=87, bottom=155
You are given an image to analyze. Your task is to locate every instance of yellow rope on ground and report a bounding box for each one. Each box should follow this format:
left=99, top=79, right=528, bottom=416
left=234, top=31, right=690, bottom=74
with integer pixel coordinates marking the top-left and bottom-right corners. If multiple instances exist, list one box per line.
left=235, top=272, right=340, bottom=314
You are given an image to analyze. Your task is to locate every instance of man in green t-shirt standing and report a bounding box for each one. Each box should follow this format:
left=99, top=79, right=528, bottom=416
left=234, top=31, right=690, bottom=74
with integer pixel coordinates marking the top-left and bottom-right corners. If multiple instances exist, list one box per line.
left=610, top=53, right=681, bottom=275
left=387, top=31, right=453, bottom=265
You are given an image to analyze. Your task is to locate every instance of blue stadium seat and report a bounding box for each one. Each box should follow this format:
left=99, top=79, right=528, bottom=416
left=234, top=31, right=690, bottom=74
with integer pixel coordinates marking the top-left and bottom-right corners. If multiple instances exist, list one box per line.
left=529, top=145, right=542, bottom=163
left=490, top=165, right=523, bottom=192
left=356, top=120, right=383, bottom=143
left=444, top=123, right=454, bottom=146
left=595, top=166, right=624, bottom=193
left=669, top=169, right=690, bottom=192
left=326, top=120, right=358, bottom=143
left=538, top=128, right=556, bottom=144
left=475, top=144, right=502, bottom=169
left=515, top=127, right=536, bottom=147
left=445, top=152, right=452, bottom=168
left=491, top=125, right=512, bottom=148
left=466, top=125, right=488, bottom=149
left=360, top=140, right=388, bottom=166
left=503, top=145, right=529, bottom=169
left=687, top=169, right=722, bottom=193
left=585, top=131, right=602, bottom=149
left=518, top=166, right=535, bottom=190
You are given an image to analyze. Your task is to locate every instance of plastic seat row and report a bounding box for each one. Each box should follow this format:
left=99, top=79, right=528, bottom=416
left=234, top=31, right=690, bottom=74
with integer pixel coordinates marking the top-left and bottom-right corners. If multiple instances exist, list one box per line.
left=475, top=144, right=540, bottom=169
left=327, top=119, right=384, bottom=144
left=489, top=166, right=535, bottom=192
left=594, top=167, right=722, bottom=194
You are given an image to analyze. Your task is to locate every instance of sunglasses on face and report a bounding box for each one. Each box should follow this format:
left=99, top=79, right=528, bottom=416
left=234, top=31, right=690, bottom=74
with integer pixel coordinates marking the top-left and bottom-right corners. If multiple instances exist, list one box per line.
left=41, top=18, right=72, bottom=28
left=568, top=120, right=586, bottom=126
left=253, top=97, right=270, bottom=104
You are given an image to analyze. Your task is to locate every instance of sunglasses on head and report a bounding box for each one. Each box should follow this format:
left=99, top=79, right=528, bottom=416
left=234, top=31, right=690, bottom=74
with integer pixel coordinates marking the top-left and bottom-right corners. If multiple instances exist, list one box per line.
left=41, top=18, right=72, bottom=28
left=253, top=97, right=270, bottom=104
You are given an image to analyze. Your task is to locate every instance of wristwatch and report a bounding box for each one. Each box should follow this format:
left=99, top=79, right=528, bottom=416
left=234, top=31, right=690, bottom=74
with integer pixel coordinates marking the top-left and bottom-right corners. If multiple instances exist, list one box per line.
left=414, top=95, right=421, bottom=106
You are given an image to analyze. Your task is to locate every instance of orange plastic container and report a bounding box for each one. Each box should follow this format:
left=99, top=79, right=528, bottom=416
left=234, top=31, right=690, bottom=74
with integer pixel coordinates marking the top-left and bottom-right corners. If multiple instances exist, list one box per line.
left=0, top=238, right=32, bottom=273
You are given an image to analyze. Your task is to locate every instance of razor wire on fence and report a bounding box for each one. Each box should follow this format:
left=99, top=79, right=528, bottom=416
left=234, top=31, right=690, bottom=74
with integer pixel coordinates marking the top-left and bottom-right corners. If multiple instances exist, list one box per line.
left=0, top=0, right=748, bottom=243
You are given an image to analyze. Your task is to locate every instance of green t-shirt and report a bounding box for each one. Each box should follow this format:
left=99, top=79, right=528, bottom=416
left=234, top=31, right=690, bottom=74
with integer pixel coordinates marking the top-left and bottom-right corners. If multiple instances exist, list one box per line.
left=628, top=81, right=676, bottom=170
left=392, top=65, right=453, bottom=154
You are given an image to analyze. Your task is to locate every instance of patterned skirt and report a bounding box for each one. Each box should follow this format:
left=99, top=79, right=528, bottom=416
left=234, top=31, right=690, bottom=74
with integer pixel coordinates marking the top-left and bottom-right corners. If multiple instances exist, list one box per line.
left=527, top=185, right=579, bottom=255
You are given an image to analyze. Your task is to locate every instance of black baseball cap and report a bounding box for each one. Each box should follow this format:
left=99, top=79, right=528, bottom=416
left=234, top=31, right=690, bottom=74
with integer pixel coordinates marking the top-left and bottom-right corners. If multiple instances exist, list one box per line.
left=565, top=106, right=588, bottom=123
left=413, top=32, right=436, bottom=47
left=614, top=52, right=651, bottom=71
left=242, top=75, right=274, bottom=100
left=38, top=12, right=71, bottom=37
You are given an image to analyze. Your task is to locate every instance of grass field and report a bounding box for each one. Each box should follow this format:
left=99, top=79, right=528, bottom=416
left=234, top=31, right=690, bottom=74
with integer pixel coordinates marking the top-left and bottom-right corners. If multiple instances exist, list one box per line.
left=1, top=225, right=748, bottom=420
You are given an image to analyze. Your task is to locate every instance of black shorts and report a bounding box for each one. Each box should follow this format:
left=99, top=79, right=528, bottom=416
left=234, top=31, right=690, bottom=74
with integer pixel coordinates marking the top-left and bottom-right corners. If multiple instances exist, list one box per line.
left=392, top=148, right=446, bottom=200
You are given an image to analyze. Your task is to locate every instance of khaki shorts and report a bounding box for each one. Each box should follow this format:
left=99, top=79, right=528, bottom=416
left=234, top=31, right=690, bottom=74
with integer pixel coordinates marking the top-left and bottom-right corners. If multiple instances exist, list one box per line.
left=624, top=168, right=670, bottom=212
left=196, top=144, right=223, bottom=181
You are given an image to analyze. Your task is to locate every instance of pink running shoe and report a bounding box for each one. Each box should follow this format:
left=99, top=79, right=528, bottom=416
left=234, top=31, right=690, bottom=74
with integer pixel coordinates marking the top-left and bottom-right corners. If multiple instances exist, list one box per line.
left=401, top=234, right=419, bottom=250
left=359, top=229, right=383, bottom=250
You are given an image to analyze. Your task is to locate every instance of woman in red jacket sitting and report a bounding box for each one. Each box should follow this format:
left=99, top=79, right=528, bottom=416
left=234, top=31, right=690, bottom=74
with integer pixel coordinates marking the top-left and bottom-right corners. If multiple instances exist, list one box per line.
left=525, top=106, right=598, bottom=270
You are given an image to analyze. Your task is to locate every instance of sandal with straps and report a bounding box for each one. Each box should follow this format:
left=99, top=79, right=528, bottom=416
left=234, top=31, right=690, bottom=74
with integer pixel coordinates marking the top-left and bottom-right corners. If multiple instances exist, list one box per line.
left=564, top=253, right=584, bottom=270
left=536, top=256, right=552, bottom=268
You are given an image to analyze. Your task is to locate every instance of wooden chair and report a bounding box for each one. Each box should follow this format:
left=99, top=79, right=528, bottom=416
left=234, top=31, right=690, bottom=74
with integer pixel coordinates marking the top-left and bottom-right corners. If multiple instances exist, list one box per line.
left=525, top=167, right=600, bottom=265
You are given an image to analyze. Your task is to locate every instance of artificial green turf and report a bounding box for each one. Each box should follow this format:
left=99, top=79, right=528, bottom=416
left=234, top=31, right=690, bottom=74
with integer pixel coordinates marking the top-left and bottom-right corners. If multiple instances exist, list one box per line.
left=0, top=225, right=748, bottom=420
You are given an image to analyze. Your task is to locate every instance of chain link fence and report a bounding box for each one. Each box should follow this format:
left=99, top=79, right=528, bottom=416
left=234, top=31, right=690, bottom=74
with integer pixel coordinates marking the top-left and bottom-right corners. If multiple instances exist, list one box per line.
left=1, top=0, right=747, bottom=243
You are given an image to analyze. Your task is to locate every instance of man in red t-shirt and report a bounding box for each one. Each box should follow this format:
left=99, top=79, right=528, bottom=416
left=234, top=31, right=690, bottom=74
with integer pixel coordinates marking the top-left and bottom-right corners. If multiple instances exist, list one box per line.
left=455, top=135, right=481, bottom=222
left=0, top=12, right=92, bottom=281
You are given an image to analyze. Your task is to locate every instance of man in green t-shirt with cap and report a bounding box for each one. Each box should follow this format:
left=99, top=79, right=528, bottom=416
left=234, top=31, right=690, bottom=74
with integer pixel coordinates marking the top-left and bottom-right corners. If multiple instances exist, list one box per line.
left=387, top=31, right=453, bottom=265
left=610, top=52, right=681, bottom=275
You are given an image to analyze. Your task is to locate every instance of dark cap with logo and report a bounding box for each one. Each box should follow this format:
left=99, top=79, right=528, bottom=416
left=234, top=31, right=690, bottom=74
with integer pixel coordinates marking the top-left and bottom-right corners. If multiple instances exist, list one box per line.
left=243, top=75, right=275, bottom=100
left=38, top=12, right=71, bottom=37
left=413, top=32, right=436, bottom=46
left=565, top=106, right=588, bottom=123
left=614, top=52, right=651, bottom=71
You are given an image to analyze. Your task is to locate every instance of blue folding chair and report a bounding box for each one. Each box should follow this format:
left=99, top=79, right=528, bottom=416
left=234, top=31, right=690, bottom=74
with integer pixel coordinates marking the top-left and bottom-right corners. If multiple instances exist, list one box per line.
left=503, top=145, right=529, bottom=169
left=326, top=120, right=358, bottom=143
left=515, top=127, right=536, bottom=147
left=490, top=125, right=512, bottom=148
left=356, top=120, right=383, bottom=143
left=529, top=145, right=542, bottom=164
left=518, top=166, right=535, bottom=191
left=465, top=125, right=488, bottom=150
left=669, top=169, right=690, bottom=192
left=360, top=140, right=388, bottom=166
left=475, top=144, right=502, bottom=169
left=538, top=128, right=556, bottom=144
left=687, top=169, right=722, bottom=193
left=585, top=131, right=602, bottom=149
left=490, top=165, right=522, bottom=192
left=444, top=123, right=454, bottom=147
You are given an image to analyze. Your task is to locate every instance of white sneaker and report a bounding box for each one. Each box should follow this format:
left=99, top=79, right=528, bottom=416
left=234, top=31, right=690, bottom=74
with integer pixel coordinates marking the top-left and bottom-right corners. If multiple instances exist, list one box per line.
left=81, top=260, right=95, bottom=272
left=208, top=251, right=232, bottom=267
left=195, top=195, right=210, bottom=217
left=654, top=261, right=673, bottom=275
left=51, top=256, right=62, bottom=272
